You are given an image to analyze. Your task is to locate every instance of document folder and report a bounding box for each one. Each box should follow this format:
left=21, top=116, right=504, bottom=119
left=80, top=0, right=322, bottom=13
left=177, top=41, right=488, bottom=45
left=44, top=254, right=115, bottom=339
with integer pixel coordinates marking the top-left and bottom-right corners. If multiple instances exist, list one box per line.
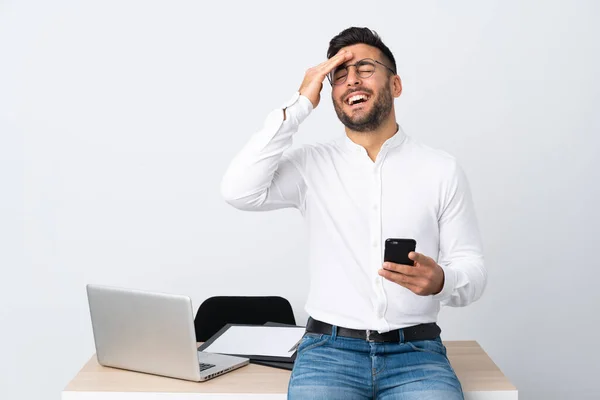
left=252, top=322, right=301, bottom=370
left=197, top=323, right=306, bottom=364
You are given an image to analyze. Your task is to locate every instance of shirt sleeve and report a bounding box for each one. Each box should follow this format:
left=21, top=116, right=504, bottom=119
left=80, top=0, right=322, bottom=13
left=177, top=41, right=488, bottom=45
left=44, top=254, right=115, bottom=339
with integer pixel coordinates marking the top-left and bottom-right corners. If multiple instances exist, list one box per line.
left=220, top=92, right=313, bottom=212
left=431, top=161, right=487, bottom=307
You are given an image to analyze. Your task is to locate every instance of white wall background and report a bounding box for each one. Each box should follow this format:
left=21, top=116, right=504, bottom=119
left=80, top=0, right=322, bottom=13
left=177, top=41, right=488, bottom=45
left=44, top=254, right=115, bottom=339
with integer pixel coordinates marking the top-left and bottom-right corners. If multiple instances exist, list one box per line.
left=1, top=0, right=599, bottom=398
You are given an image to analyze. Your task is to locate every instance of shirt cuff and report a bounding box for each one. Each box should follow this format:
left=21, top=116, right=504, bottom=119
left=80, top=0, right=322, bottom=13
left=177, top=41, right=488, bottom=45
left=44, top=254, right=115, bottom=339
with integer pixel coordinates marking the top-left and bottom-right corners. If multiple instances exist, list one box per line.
left=281, top=91, right=313, bottom=126
left=431, top=265, right=456, bottom=302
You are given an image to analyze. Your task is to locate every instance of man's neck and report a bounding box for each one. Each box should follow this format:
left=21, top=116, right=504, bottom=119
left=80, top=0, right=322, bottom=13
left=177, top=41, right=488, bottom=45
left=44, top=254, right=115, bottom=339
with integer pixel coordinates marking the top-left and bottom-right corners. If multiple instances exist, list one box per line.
left=346, top=116, right=399, bottom=162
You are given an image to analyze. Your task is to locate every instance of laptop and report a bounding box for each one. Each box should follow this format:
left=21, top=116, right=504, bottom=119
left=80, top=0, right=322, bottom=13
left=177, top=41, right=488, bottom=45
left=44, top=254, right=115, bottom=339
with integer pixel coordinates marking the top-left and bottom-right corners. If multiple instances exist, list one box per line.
left=86, top=284, right=249, bottom=382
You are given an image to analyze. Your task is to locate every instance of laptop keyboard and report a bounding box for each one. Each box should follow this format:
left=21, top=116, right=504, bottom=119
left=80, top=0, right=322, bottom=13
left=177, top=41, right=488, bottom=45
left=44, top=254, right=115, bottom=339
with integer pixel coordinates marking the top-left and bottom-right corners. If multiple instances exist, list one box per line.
left=199, top=362, right=216, bottom=372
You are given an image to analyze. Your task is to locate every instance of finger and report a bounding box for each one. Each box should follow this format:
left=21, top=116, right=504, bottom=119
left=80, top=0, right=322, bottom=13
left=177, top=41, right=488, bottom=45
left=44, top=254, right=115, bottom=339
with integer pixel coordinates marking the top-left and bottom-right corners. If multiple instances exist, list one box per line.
left=319, top=50, right=353, bottom=73
left=383, top=262, right=419, bottom=276
left=320, top=49, right=350, bottom=66
left=313, top=51, right=344, bottom=70
left=408, top=251, right=420, bottom=263
left=379, top=270, right=431, bottom=296
left=378, top=269, right=423, bottom=291
left=409, top=252, right=431, bottom=266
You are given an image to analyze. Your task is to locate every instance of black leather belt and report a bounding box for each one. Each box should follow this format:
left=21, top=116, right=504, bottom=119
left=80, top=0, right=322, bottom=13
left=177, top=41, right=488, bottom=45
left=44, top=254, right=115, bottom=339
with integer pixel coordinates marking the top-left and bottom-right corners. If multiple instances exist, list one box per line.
left=306, top=317, right=441, bottom=343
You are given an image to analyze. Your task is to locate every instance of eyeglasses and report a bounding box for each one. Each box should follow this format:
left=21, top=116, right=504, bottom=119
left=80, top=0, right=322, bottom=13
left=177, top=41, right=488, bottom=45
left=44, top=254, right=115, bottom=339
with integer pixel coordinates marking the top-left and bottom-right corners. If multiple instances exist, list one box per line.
left=327, top=58, right=396, bottom=86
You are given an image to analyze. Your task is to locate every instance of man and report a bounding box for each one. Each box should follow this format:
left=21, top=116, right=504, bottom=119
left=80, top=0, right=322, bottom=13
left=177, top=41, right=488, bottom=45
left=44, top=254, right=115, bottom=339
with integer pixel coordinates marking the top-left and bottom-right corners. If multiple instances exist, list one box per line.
left=221, top=27, right=486, bottom=400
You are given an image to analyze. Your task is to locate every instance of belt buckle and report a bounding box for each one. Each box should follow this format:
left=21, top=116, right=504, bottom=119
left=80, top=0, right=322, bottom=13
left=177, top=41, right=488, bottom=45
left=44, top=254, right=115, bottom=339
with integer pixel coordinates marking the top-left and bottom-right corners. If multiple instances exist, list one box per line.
left=366, top=329, right=372, bottom=342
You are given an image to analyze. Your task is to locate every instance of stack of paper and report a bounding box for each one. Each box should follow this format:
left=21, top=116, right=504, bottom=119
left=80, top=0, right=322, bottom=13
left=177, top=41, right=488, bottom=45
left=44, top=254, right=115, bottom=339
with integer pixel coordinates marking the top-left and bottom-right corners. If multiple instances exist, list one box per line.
left=198, top=323, right=306, bottom=370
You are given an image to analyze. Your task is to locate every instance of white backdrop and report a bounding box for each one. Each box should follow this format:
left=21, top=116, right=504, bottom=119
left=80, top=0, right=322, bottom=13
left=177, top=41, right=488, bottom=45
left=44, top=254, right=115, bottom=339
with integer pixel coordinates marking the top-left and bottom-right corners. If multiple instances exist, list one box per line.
left=1, top=1, right=599, bottom=399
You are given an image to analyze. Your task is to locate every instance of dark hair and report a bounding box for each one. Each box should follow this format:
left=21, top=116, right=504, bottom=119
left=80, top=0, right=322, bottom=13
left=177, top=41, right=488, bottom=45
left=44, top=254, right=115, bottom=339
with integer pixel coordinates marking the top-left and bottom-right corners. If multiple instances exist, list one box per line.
left=327, top=27, right=397, bottom=74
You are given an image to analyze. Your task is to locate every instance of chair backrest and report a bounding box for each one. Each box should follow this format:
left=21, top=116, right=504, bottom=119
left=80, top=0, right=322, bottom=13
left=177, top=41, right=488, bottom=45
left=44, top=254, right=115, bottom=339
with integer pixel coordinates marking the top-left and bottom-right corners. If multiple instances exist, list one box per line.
left=194, top=296, right=296, bottom=342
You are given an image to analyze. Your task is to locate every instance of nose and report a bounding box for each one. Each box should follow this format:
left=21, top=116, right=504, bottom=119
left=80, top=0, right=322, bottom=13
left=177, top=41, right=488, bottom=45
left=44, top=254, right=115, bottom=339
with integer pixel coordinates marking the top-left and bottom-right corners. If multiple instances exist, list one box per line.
left=345, top=66, right=362, bottom=87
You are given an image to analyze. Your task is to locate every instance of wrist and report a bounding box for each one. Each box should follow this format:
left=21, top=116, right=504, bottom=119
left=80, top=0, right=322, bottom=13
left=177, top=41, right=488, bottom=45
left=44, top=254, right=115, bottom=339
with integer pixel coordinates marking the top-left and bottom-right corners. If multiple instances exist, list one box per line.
left=433, top=265, right=445, bottom=295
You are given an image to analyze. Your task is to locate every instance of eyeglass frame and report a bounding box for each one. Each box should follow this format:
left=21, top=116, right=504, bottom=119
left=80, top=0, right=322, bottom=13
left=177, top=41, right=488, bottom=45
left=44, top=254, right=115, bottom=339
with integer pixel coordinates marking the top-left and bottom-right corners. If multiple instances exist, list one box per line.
left=327, top=58, right=396, bottom=86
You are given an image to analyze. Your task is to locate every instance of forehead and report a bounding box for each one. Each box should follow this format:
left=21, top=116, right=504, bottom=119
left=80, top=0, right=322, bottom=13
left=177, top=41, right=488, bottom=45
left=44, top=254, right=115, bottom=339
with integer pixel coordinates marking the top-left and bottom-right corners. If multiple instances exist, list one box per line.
left=339, top=43, right=382, bottom=64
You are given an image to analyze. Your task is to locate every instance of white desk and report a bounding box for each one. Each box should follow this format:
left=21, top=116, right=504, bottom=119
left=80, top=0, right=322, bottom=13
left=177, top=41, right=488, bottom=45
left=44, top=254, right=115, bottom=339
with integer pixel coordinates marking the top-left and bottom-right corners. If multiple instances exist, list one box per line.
left=63, top=341, right=517, bottom=399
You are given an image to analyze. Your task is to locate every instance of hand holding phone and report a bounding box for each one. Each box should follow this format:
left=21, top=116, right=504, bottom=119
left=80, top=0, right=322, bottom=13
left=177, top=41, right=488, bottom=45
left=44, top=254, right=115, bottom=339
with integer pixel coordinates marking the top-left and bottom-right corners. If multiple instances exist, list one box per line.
left=381, top=239, right=445, bottom=296
left=384, top=238, right=417, bottom=266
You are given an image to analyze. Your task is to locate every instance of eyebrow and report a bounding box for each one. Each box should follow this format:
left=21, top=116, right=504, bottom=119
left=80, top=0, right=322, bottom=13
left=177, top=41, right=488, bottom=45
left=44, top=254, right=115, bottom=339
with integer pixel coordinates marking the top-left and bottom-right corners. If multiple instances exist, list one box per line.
left=339, top=58, right=374, bottom=67
left=336, top=60, right=356, bottom=71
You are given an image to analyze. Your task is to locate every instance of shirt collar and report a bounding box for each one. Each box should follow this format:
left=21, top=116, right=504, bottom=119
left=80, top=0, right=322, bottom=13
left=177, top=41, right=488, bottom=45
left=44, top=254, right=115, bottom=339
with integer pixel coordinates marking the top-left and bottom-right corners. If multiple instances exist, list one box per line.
left=343, top=124, right=407, bottom=153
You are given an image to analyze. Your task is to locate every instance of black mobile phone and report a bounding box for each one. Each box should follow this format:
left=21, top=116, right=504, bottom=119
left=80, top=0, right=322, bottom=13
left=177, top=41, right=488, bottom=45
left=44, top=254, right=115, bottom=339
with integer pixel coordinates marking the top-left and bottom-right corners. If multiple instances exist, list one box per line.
left=384, top=238, right=417, bottom=266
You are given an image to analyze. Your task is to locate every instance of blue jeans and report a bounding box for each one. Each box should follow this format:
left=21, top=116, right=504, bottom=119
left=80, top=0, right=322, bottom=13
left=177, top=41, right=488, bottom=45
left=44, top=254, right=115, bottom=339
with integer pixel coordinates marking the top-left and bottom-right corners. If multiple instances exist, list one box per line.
left=288, top=326, right=463, bottom=400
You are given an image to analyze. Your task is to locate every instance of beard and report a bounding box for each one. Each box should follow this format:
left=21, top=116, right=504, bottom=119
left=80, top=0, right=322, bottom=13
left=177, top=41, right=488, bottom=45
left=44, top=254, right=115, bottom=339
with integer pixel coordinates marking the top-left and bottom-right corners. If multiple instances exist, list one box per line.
left=333, top=85, right=394, bottom=132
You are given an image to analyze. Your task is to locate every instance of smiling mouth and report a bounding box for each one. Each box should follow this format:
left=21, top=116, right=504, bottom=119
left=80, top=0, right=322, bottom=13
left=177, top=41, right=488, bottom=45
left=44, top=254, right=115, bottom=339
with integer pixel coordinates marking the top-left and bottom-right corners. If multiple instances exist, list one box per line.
left=346, top=94, right=370, bottom=107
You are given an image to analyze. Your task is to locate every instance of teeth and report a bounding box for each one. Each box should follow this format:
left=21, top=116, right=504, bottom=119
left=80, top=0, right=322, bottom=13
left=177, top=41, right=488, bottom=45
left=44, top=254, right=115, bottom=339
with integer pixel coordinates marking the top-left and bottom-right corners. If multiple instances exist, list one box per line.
left=347, top=94, right=368, bottom=105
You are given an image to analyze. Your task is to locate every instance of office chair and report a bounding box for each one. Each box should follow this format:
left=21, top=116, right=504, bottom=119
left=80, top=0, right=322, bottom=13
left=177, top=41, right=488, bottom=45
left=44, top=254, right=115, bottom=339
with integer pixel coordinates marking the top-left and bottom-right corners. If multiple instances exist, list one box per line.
left=194, top=296, right=296, bottom=342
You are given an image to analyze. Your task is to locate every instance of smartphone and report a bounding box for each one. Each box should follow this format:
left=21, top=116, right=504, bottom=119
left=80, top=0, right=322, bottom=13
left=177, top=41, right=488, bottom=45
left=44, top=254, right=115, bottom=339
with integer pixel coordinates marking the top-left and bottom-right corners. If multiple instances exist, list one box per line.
left=384, top=238, right=417, bottom=266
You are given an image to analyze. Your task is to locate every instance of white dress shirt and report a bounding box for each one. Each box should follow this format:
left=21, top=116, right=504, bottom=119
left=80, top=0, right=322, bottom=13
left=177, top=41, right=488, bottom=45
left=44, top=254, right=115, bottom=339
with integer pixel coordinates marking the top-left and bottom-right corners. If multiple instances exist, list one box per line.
left=221, top=92, right=486, bottom=332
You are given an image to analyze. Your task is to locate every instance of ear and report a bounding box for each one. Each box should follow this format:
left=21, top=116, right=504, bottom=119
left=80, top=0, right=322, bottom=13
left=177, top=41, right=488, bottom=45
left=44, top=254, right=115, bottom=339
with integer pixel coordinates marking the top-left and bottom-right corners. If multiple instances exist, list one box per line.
left=392, top=75, right=402, bottom=98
